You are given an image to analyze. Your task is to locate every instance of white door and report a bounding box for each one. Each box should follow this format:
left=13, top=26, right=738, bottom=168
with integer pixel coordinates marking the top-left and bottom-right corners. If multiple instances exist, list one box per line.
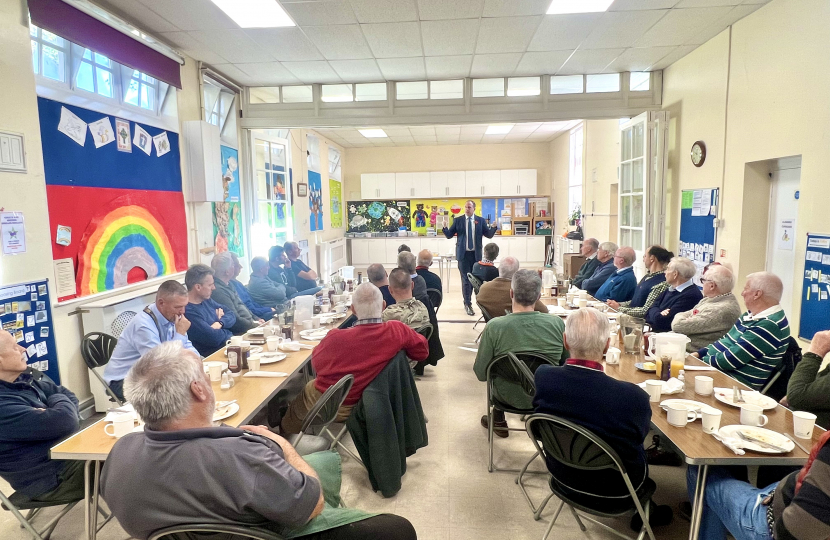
left=465, top=170, right=483, bottom=196
left=447, top=171, right=466, bottom=197
left=361, top=174, right=377, bottom=199
left=619, top=113, right=648, bottom=278
left=412, top=172, right=431, bottom=198
left=377, top=173, right=396, bottom=199
left=351, top=239, right=370, bottom=266
left=395, top=173, right=413, bottom=199
left=250, top=132, right=291, bottom=257
left=430, top=172, right=448, bottom=197
left=517, top=169, right=537, bottom=196
left=766, top=166, right=800, bottom=315
left=500, top=169, right=519, bottom=195
left=482, top=170, right=501, bottom=196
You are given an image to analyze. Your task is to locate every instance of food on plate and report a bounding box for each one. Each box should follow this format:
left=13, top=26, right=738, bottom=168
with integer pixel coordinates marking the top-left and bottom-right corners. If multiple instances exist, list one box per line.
left=643, top=362, right=656, bottom=371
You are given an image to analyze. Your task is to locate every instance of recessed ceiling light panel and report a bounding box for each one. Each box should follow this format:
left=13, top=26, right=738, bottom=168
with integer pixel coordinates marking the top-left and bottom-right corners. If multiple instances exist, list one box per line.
left=547, top=0, right=615, bottom=15
left=211, top=0, right=295, bottom=28
left=485, top=124, right=514, bottom=135
left=359, top=129, right=388, bottom=138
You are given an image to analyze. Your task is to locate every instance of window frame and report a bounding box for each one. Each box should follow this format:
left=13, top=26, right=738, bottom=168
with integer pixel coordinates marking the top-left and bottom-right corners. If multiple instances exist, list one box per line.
left=568, top=124, right=584, bottom=219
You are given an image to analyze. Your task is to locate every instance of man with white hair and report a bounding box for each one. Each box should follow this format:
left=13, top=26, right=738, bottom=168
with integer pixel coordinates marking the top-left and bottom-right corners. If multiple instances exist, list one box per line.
left=572, top=238, right=600, bottom=289
left=100, top=341, right=417, bottom=540
left=476, top=257, right=548, bottom=318
left=397, top=251, right=427, bottom=300
left=416, top=249, right=442, bottom=293
left=367, top=262, right=395, bottom=307
left=229, top=252, right=277, bottom=320
left=248, top=256, right=289, bottom=310
left=211, top=251, right=259, bottom=335
left=580, top=241, right=618, bottom=296
left=281, top=283, right=428, bottom=434
left=693, top=271, right=791, bottom=390
left=644, top=257, right=703, bottom=332
left=533, top=308, right=673, bottom=528
left=594, top=246, right=638, bottom=302
left=671, top=265, right=742, bottom=350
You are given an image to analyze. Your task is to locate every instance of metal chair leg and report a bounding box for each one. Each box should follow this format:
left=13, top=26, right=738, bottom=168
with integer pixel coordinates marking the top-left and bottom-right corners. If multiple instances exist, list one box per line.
left=570, top=506, right=587, bottom=532
left=542, top=500, right=566, bottom=540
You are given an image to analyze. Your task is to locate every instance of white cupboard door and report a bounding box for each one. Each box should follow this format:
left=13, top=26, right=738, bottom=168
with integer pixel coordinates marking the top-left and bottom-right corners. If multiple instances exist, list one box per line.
left=482, top=170, right=501, bottom=197
left=500, top=169, right=519, bottom=196
left=447, top=171, right=466, bottom=197
left=386, top=239, right=401, bottom=265
left=351, top=240, right=370, bottom=266
left=367, top=240, right=386, bottom=266
left=412, top=172, right=431, bottom=198
left=527, top=237, right=545, bottom=262
left=361, top=174, right=378, bottom=199
left=465, top=170, right=483, bottom=196
left=420, top=237, right=438, bottom=255
left=517, top=169, right=537, bottom=196
left=395, top=173, right=413, bottom=199
left=430, top=172, right=448, bottom=198
left=511, top=237, right=528, bottom=262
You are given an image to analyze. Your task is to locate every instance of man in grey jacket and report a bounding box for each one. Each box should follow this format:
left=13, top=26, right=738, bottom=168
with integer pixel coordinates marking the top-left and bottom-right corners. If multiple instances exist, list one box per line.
left=671, top=265, right=742, bottom=351
left=248, top=256, right=289, bottom=309
left=210, top=252, right=259, bottom=335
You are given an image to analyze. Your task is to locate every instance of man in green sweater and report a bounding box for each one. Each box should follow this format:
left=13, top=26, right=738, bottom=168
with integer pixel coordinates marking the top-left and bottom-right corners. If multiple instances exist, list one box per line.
left=474, top=269, right=568, bottom=438
left=783, top=329, right=830, bottom=428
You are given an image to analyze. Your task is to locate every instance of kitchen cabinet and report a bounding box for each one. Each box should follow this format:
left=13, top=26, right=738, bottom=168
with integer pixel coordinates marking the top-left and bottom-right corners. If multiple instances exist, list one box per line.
left=517, top=169, right=537, bottom=195
left=360, top=173, right=396, bottom=199
left=499, top=169, right=537, bottom=196
left=396, top=172, right=430, bottom=198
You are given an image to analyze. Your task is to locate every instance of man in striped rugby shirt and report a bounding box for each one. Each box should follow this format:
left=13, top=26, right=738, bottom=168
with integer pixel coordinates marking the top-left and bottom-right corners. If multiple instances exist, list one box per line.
left=692, top=272, right=789, bottom=390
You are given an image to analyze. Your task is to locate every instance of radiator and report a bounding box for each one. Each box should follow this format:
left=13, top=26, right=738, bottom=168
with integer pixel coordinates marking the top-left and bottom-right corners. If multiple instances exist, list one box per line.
left=316, top=238, right=348, bottom=281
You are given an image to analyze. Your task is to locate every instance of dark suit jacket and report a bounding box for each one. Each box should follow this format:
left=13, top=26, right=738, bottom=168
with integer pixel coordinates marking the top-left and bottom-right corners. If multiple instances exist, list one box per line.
left=416, top=267, right=442, bottom=293
left=572, top=256, right=601, bottom=289
left=442, top=214, right=496, bottom=261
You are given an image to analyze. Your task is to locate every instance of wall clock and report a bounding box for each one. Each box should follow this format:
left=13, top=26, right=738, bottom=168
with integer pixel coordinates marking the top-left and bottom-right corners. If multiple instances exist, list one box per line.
left=691, top=141, right=706, bottom=167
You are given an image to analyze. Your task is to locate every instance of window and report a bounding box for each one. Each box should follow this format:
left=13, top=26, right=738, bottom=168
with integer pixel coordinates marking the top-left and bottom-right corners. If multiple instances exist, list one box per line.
left=30, top=24, right=68, bottom=83
left=282, top=85, right=313, bottom=103
left=328, top=147, right=341, bottom=181
left=550, top=75, right=583, bottom=95
left=630, top=72, right=650, bottom=92
left=355, top=83, right=387, bottom=101
left=307, top=134, right=320, bottom=172
left=396, top=81, right=428, bottom=100
left=124, top=70, right=157, bottom=110
left=473, top=78, right=504, bottom=97
left=75, top=47, right=114, bottom=98
left=252, top=136, right=291, bottom=256
left=619, top=119, right=646, bottom=252
left=321, top=84, right=353, bottom=102
left=507, top=77, right=540, bottom=97
left=430, top=80, right=463, bottom=99
left=568, top=125, right=584, bottom=219
left=586, top=73, right=620, bottom=93
left=249, top=87, right=280, bottom=104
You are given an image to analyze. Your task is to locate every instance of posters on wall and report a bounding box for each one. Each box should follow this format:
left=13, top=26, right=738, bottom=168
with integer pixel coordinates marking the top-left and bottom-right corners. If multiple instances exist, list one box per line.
left=115, top=118, right=131, bottom=152
left=88, top=118, right=115, bottom=148
left=1, top=212, right=26, bottom=255
left=347, top=200, right=411, bottom=233
left=329, top=179, right=342, bottom=228
left=308, top=171, right=324, bottom=232
left=409, top=198, right=481, bottom=235
left=221, top=146, right=240, bottom=202
left=0, top=280, right=61, bottom=384
left=57, top=106, right=86, bottom=146
left=212, top=146, right=243, bottom=257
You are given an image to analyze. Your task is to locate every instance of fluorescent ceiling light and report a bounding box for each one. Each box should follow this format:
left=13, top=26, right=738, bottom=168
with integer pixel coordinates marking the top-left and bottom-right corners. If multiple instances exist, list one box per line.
left=547, top=0, right=615, bottom=15
left=485, top=124, right=514, bottom=135
left=211, top=0, right=295, bottom=28
left=359, top=129, right=388, bottom=138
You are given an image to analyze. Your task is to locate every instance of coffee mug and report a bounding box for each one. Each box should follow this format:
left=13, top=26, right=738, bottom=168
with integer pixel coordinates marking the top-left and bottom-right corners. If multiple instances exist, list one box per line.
left=208, top=363, right=223, bottom=382
left=311, top=317, right=321, bottom=329
left=302, top=320, right=314, bottom=330
left=645, top=380, right=662, bottom=403
left=577, top=298, right=588, bottom=309
left=579, top=290, right=588, bottom=300
left=605, top=347, right=621, bottom=364
left=105, top=413, right=134, bottom=438
left=334, top=303, right=348, bottom=314
left=701, top=408, right=722, bottom=434
left=266, top=336, right=284, bottom=352
left=694, top=376, right=714, bottom=396
left=666, top=404, right=697, bottom=427
left=557, top=297, right=567, bottom=308
left=248, top=354, right=261, bottom=372
left=740, top=404, right=769, bottom=427
left=793, top=411, right=817, bottom=439
left=227, top=336, right=243, bottom=347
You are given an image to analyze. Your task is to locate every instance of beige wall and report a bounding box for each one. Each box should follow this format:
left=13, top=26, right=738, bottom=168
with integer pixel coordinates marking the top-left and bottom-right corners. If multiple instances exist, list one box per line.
left=662, top=0, right=830, bottom=338
left=582, top=120, right=621, bottom=242
left=343, top=142, right=552, bottom=201
left=549, top=133, right=570, bottom=237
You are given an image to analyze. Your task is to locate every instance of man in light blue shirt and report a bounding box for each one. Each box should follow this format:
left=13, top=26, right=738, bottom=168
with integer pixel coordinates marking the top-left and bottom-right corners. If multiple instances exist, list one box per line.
left=104, top=280, right=198, bottom=400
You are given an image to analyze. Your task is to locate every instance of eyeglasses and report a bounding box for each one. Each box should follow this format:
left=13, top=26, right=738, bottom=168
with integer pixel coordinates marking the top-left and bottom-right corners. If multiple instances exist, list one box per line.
left=700, top=278, right=712, bottom=284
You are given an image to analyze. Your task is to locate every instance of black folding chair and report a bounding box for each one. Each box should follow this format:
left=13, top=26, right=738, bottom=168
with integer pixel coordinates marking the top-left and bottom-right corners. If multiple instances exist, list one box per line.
left=288, top=375, right=355, bottom=457
left=80, top=332, right=123, bottom=405
left=467, top=273, right=483, bottom=295
left=415, top=324, right=433, bottom=342
left=761, top=337, right=802, bottom=401
left=524, top=414, right=656, bottom=540
left=149, top=523, right=284, bottom=540
left=1, top=489, right=80, bottom=540
left=474, top=302, right=494, bottom=343
left=426, top=288, right=443, bottom=314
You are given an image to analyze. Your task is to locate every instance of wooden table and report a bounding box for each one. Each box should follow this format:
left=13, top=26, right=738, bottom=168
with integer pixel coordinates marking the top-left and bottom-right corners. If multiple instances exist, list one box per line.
left=51, top=313, right=348, bottom=540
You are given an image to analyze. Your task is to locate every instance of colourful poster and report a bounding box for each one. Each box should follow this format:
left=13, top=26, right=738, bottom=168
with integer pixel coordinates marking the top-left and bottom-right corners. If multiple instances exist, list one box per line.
left=213, top=146, right=243, bottom=256
left=220, top=146, right=240, bottom=202
left=329, top=179, right=342, bottom=228
left=347, top=200, right=411, bottom=233
left=409, top=198, right=481, bottom=235
left=308, top=171, right=323, bottom=231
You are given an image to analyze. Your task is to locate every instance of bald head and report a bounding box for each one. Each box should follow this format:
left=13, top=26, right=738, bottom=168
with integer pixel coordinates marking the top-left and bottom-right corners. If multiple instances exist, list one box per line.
left=743, top=272, right=784, bottom=313
left=614, top=247, right=636, bottom=269
left=352, top=283, right=383, bottom=319
left=417, top=249, right=433, bottom=267
left=366, top=263, right=388, bottom=286
left=499, top=257, right=520, bottom=279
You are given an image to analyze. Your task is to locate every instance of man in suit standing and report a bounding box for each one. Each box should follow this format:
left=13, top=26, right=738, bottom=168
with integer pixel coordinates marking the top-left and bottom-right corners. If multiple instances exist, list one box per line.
left=443, top=200, right=497, bottom=315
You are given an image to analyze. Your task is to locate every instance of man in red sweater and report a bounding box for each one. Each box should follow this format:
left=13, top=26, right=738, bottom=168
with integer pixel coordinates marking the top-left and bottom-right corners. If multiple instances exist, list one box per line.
left=281, top=282, right=428, bottom=434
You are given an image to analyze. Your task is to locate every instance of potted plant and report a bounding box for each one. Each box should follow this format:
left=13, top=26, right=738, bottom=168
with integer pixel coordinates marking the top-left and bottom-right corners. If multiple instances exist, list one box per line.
left=569, top=205, right=581, bottom=227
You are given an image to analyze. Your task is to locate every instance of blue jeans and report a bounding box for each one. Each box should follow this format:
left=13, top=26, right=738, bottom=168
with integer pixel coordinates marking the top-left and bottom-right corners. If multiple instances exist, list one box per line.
left=687, top=466, right=777, bottom=540
left=290, top=286, right=322, bottom=298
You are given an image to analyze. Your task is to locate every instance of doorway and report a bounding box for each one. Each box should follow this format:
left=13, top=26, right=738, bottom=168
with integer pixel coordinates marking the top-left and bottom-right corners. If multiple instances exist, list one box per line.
left=765, top=157, right=801, bottom=314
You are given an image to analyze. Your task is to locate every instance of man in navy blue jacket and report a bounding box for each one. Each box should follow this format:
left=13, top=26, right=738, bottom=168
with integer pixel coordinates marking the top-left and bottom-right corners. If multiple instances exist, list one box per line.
left=184, top=264, right=237, bottom=357
left=0, top=330, right=83, bottom=501
left=594, top=247, right=638, bottom=302
left=580, top=241, right=617, bottom=297
left=645, top=257, right=703, bottom=332
left=230, top=253, right=276, bottom=320
left=442, top=200, right=497, bottom=315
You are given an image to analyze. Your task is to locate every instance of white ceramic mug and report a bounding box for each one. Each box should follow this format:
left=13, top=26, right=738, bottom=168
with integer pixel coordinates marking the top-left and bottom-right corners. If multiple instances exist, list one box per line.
left=302, top=320, right=314, bottom=330
left=605, top=347, right=621, bottom=365
left=578, top=298, right=588, bottom=309
left=701, top=408, right=722, bottom=434
left=793, top=411, right=818, bottom=439
left=104, top=413, right=134, bottom=438
left=226, top=336, right=243, bottom=347
left=311, top=317, right=321, bottom=329
left=609, top=332, right=619, bottom=349
left=666, top=404, right=697, bottom=427
left=557, top=297, right=567, bottom=308
left=645, top=380, right=662, bottom=403
left=740, top=404, right=769, bottom=427
left=694, top=376, right=714, bottom=396
left=266, top=336, right=284, bottom=352
left=248, top=354, right=261, bottom=372
left=579, top=290, right=588, bottom=300
left=208, top=363, right=223, bottom=382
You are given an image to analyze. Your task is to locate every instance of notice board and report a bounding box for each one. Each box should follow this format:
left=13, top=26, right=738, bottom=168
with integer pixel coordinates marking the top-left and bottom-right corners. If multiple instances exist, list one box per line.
left=678, top=188, right=719, bottom=286
left=799, top=233, right=830, bottom=340
left=0, top=280, right=60, bottom=384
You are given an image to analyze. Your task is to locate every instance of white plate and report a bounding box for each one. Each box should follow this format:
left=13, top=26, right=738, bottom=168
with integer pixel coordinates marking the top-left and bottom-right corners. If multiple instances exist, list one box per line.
left=246, top=327, right=266, bottom=335
left=713, top=388, right=778, bottom=410
left=660, top=399, right=717, bottom=419
left=299, top=329, right=329, bottom=340
left=718, top=425, right=794, bottom=454
left=204, top=361, right=228, bottom=373
left=213, top=402, right=239, bottom=422
left=260, top=352, right=287, bottom=364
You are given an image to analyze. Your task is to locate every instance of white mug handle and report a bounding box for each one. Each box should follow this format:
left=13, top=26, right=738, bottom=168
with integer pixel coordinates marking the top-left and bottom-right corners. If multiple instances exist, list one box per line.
left=647, top=339, right=655, bottom=358
left=687, top=411, right=697, bottom=423
left=758, top=415, right=769, bottom=427
left=104, top=423, right=116, bottom=437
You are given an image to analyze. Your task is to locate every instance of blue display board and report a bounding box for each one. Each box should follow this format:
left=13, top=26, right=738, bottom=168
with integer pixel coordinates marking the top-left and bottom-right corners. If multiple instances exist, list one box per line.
left=0, top=280, right=60, bottom=384
left=799, top=233, right=830, bottom=340
left=678, top=188, right=719, bottom=286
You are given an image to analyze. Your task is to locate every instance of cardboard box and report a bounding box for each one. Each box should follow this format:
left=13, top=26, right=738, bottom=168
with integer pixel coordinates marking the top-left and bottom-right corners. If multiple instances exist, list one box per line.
left=563, top=253, right=586, bottom=279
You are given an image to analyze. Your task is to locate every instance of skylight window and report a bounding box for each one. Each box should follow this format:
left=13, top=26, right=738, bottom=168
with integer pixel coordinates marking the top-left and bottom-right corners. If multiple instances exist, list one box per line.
left=211, top=0, right=295, bottom=28
left=547, top=0, right=615, bottom=15
left=359, top=129, right=387, bottom=138
left=485, top=125, right=513, bottom=135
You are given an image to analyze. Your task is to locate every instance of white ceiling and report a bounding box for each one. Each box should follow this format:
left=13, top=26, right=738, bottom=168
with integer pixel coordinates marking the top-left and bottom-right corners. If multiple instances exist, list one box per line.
left=96, top=0, right=769, bottom=86
left=313, top=120, right=583, bottom=148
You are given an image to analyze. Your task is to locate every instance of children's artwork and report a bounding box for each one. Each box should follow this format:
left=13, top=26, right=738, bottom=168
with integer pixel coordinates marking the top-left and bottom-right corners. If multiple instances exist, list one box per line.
left=153, top=132, right=171, bottom=157
left=329, top=179, right=342, bottom=228
left=308, top=171, right=324, bottom=232
left=115, top=118, right=131, bottom=152
left=57, top=106, right=87, bottom=146
left=409, top=198, right=482, bottom=234
left=212, top=202, right=243, bottom=257
left=40, top=327, right=49, bottom=337
left=55, top=225, right=71, bottom=246
left=89, top=118, right=115, bottom=148
left=221, top=146, right=240, bottom=202
left=347, top=200, right=411, bottom=233
left=133, top=124, right=153, bottom=155
left=35, top=310, right=47, bottom=323
left=1, top=212, right=26, bottom=255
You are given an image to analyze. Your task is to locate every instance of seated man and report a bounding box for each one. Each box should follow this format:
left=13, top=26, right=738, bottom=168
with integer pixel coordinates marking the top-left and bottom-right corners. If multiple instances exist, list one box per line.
left=0, top=330, right=83, bottom=501
left=534, top=308, right=672, bottom=526
left=281, top=283, right=428, bottom=434
left=571, top=238, right=600, bottom=289
left=782, top=329, right=830, bottom=428
left=474, top=270, right=567, bottom=438
left=694, top=272, right=790, bottom=391
left=105, top=280, right=199, bottom=400
left=608, top=246, right=672, bottom=318
left=686, top=429, right=830, bottom=540
left=229, top=253, right=277, bottom=320
left=644, top=257, right=703, bottom=333
left=580, top=241, right=618, bottom=297
left=476, top=257, right=548, bottom=318
left=249, top=256, right=289, bottom=310
left=397, top=251, right=427, bottom=300
left=284, top=241, right=323, bottom=295
left=472, top=243, right=500, bottom=283
left=367, top=262, right=395, bottom=307
left=382, top=268, right=430, bottom=329
left=416, top=249, right=442, bottom=293
left=671, top=264, right=742, bottom=351
left=210, top=251, right=259, bottom=335
left=594, top=246, right=638, bottom=302
left=100, top=341, right=416, bottom=540
left=267, top=246, right=298, bottom=298
left=397, top=244, right=410, bottom=253
left=184, top=264, right=236, bottom=357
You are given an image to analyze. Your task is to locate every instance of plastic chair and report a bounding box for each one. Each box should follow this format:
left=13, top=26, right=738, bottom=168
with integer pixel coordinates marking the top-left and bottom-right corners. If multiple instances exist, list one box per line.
left=414, top=324, right=433, bottom=342
left=149, top=523, right=284, bottom=540
left=761, top=337, right=802, bottom=401
left=473, top=302, right=494, bottom=343
left=524, top=414, right=656, bottom=540
left=288, top=375, right=354, bottom=456
left=467, top=273, right=483, bottom=295
left=110, top=310, right=136, bottom=338
left=80, top=332, right=123, bottom=405
left=425, top=288, right=442, bottom=314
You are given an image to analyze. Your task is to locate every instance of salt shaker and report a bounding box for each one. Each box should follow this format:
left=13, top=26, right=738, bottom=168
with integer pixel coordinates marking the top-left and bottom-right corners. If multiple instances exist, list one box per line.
left=220, top=371, right=230, bottom=390
left=677, top=369, right=686, bottom=390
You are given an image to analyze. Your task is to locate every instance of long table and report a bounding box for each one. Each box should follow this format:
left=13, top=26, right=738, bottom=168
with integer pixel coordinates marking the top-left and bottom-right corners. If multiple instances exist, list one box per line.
left=50, top=314, right=347, bottom=540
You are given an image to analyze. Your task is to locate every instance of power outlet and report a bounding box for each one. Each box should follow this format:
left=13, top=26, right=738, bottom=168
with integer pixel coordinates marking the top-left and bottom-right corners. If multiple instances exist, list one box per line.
left=720, top=249, right=727, bottom=258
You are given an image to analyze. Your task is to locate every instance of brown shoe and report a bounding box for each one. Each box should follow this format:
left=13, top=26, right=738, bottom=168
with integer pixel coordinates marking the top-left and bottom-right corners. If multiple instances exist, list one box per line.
left=480, top=415, right=509, bottom=438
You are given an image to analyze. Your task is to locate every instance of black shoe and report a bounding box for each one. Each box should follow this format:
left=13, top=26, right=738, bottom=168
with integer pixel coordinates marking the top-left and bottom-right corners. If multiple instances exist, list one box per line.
left=465, top=304, right=475, bottom=316
left=678, top=501, right=692, bottom=522
left=630, top=504, right=673, bottom=532
left=480, top=415, right=509, bottom=438
left=646, top=435, right=683, bottom=467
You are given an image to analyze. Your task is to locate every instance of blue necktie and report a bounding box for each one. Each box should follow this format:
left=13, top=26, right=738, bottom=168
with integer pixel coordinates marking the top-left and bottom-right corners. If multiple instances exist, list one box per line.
left=467, top=217, right=473, bottom=251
